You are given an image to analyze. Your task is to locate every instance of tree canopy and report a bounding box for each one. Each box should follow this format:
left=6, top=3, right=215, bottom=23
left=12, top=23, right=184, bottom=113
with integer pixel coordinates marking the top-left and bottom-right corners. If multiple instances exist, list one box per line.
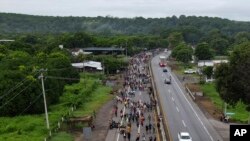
left=195, top=42, right=213, bottom=60
left=215, top=41, right=250, bottom=110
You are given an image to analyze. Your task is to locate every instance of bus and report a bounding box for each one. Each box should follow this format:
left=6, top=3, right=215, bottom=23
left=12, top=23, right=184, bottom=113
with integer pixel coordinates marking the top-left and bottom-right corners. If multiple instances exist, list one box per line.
left=159, top=56, right=167, bottom=67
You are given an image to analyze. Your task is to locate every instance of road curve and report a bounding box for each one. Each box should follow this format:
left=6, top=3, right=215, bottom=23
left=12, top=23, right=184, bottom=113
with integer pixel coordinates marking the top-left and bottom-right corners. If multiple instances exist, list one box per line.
left=151, top=52, right=223, bottom=141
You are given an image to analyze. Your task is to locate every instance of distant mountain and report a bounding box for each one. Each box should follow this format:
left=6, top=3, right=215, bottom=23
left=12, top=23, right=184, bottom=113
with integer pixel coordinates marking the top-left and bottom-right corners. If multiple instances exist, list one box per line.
left=0, top=13, right=250, bottom=36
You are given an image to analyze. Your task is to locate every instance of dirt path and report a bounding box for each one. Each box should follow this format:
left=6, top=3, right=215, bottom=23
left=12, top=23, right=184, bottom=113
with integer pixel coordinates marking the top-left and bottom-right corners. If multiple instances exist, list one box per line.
left=75, top=99, right=115, bottom=141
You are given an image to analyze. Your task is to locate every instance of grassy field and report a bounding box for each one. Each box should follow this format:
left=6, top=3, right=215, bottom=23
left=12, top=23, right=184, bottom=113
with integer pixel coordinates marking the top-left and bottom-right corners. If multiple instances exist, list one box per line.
left=0, top=72, right=112, bottom=141
left=201, top=83, right=249, bottom=123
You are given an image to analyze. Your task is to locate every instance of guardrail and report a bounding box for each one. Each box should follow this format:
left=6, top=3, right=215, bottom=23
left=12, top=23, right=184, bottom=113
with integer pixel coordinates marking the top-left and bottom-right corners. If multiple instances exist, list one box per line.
left=148, top=58, right=171, bottom=141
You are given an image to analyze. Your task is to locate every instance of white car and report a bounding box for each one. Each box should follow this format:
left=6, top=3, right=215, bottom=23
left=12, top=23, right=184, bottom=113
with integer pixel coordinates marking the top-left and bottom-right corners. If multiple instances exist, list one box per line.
left=184, top=69, right=196, bottom=74
left=178, top=132, right=192, bottom=141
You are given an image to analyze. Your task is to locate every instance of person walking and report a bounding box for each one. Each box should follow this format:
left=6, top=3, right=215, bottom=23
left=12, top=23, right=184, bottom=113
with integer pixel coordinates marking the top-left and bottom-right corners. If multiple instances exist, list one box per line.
left=123, top=131, right=126, bottom=141
left=135, top=133, right=140, bottom=141
left=148, top=114, right=151, bottom=123
left=149, top=136, right=153, bottom=141
left=142, top=133, right=146, bottom=141
left=148, top=123, right=152, bottom=133
left=153, top=136, right=156, bottom=141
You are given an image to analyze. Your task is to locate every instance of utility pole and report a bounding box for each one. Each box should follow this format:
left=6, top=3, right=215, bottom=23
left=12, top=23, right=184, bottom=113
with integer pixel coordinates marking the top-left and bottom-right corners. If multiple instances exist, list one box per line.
left=224, top=102, right=227, bottom=115
left=39, top=69, right=50, bottom=130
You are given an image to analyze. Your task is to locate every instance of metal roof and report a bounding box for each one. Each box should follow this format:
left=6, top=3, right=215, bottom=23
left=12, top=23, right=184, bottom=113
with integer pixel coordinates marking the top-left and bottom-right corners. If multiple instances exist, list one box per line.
left=72, top=61, right=103, bottom=70
left=82, top=47, right=125, bottom=51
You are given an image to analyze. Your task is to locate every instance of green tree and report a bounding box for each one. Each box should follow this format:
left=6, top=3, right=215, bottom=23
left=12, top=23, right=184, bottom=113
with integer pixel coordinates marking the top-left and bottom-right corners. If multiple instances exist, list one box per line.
left=176, top=48, right=193, bottom=63
left=210, top=38, right=229, bottom=55
left=194, top=42, right=213, bottom=60
left=167, top=32, right=184, bottom=48
left=203, top=66, right=213, bottom=79
left=215, top=41, right=250, bottom=110
left=171, top=42, right=186, bottom=58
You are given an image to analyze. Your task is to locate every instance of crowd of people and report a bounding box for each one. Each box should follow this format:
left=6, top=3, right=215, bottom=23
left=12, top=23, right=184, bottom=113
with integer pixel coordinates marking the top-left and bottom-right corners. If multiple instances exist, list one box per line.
left=109, top=52, right=158, bottom=141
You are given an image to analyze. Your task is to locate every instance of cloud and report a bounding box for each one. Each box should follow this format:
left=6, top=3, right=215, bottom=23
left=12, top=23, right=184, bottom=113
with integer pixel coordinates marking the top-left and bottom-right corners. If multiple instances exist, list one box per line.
left=0, top=0, right=249, bottom=21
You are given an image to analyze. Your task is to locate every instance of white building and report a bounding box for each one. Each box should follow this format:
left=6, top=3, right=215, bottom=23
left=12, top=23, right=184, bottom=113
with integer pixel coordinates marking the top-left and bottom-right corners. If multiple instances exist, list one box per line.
left=198, top=60, right=228, bottom=82
left=72, top=61, right=103, bottom=71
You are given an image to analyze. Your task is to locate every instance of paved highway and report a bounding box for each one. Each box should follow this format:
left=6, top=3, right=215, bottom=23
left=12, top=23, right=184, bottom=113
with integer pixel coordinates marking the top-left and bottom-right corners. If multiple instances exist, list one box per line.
left=151, top=52, right=223, bottom=141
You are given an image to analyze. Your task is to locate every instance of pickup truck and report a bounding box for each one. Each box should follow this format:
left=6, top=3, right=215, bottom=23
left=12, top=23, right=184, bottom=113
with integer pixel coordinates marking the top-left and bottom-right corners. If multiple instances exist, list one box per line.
left=184, top=69, right=196, bottom=74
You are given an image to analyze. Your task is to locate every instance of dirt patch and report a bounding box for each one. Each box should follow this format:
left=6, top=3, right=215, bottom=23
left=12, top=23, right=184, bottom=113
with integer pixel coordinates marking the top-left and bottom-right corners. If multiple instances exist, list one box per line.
left=73, top=73, right=124, bottom=141
left=195, top=96, right=222, bottom=120
left=168, top=60, right=179, bottom=71
left=185, top=83, right=201, bottom=92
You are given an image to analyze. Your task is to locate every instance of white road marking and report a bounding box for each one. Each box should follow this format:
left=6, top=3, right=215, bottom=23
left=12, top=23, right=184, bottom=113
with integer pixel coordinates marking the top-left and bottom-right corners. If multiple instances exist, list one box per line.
left=176, top=106, right=179, bottom=112
left=182, top=120, right=186, bottom=127
left=172, top=97, right=175, bottom=101
left=169, top=73, right=214, bottom=141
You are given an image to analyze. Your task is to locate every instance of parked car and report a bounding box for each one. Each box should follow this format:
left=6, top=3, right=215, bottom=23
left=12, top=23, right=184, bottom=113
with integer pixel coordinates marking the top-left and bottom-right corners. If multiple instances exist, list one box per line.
left=178, top=132, right=192, bottom=141
left=184, top=69, right=196, bottom=74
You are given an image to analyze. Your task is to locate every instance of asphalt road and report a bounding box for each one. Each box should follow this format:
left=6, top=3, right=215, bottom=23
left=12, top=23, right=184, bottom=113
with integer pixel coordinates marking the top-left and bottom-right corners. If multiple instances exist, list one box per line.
left=151, top=52, right=223, bottom=141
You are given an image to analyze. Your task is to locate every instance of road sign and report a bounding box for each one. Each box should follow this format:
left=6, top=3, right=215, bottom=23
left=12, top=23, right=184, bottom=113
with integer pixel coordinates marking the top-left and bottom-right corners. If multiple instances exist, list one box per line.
left=226, top=112, right=235, bottom=116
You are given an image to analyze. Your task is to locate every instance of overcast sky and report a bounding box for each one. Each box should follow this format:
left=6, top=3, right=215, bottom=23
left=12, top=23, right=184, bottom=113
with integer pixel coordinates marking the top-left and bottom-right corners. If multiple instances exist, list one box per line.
left=0, top=0, right=249, bottom=21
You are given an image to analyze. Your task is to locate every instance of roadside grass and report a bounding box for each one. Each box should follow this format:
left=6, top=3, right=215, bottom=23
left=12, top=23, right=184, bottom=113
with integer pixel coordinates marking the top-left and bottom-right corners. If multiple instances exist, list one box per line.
left=0, top=72, right=112, bottom=140
left=201, top=83, right=249, bottom=123
left=73, top=86, right=113, bottom=117
left=50, top=132, right=74, bottom=141
left=0, top=115, right=46, bottom=141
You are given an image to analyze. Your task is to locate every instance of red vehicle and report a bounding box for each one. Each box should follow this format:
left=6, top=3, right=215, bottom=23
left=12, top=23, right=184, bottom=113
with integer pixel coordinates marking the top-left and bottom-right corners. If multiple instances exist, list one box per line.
left=159, top=56, right=166, bottom=67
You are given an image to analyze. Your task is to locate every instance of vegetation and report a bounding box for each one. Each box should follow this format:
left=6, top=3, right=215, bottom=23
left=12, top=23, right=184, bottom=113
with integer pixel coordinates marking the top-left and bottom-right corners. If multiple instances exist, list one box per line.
left=0, top=73, right=112, bottom=141
left=194, top=42, right=213, bottom=60
left=201, top=83, right=249, bottom=123
left=0, top=43, right=79, bottom=116
left=1, top=13, right=250, bottom=43
left=215, top=41, right=250, bottom=111
left=171, top=42, right=193, bottom=63
left=203, top=66, right=213, bottom=79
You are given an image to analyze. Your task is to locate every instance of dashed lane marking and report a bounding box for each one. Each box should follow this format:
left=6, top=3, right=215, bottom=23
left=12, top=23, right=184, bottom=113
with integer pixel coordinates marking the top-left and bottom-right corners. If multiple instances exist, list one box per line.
left=182, top=120, right=186, bottom=127
left=169, top=73, right=214, bottom=141
left=176, top=106, right=179, bottom=112
left=172, top=97, right=174, bottom=101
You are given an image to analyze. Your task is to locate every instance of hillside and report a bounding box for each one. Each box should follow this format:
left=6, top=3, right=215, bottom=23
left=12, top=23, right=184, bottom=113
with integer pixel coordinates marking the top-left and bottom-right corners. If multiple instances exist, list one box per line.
left=0, top=13, right=250, bottom=36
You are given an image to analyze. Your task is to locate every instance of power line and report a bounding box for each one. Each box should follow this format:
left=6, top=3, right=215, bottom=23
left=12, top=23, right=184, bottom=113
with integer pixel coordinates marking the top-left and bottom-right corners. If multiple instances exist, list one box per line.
left=0, top=78, right=29, bottom=100
left=18, top=88, right=56, bottom=116
left=0, top=81, right=34, bottom=110
left=19, top=92, right=43, bottom=115
left=46, top=76, right=81, bottom=81
left=0, top=71, right=39, bottom=100
left=46, top=67, right=73, bottom=72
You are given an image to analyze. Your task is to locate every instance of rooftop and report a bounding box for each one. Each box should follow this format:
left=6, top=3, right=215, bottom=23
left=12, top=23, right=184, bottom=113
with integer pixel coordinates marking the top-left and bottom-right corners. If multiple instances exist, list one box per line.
left=82, top=47, right=125, bottom=51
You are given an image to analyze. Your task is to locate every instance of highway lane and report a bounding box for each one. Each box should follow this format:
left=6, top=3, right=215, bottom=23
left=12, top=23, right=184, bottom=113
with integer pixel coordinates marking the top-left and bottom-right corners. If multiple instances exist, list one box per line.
left=151, top=52, right=223, bottom=141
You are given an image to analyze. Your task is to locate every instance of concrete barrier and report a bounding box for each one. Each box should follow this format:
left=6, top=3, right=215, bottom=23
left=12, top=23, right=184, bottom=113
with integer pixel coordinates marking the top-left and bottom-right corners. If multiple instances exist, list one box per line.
left=185, top=86, right=196, bottom=100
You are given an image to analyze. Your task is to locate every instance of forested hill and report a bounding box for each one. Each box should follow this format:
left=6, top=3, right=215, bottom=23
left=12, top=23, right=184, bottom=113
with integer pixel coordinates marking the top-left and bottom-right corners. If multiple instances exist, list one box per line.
left=0, top=13, right=250, bottom=36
